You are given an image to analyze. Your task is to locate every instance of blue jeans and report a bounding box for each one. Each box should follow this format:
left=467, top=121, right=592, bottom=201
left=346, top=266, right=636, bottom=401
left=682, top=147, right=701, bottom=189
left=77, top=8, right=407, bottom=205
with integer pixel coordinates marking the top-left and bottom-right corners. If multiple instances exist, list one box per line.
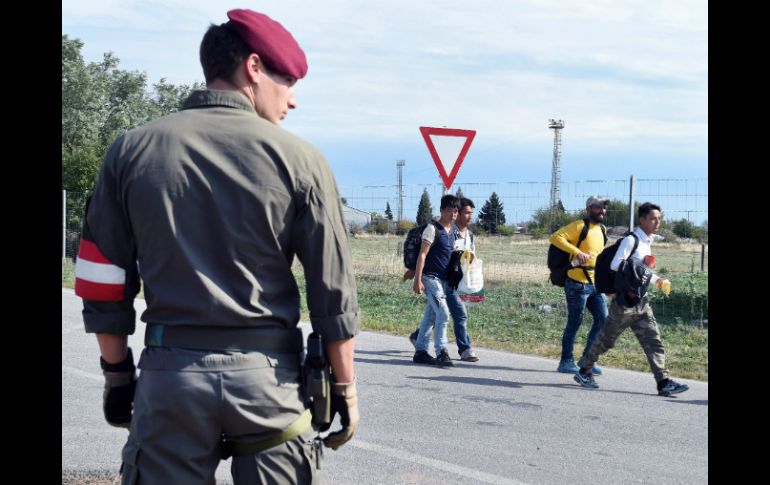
left=413, top=289, right=472, bottom=354
left=561, top=278, right=608, bottom=362
left=416, top=275, right=451, bottom=354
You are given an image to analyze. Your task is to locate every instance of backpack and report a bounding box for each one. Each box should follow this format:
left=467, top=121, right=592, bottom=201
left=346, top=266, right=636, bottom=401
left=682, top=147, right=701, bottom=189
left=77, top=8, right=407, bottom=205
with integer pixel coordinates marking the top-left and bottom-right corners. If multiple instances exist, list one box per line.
left=594, top=232, right=640, bottom=294
left=614, top=256, right=653, bottom=307
left=547, top=218, right=606, bottom=287
left=446, top=250, right=465, bottom=290
left=403, top=220, right=443, bottom=270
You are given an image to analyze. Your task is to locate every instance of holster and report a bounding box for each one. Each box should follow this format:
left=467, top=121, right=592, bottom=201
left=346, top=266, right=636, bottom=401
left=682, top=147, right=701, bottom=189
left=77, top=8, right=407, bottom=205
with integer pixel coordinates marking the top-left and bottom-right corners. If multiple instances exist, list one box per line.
left=303, top=332, right=331, bottom=426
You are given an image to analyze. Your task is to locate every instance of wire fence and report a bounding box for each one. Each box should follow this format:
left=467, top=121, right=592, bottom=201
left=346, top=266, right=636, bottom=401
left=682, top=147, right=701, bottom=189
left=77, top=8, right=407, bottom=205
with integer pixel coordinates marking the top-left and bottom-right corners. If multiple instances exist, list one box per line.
left=340, top=177, right=708, bottom=229
left=63, top=191, right=89, bottom=262
left=62, top=178, right=708, bottom=326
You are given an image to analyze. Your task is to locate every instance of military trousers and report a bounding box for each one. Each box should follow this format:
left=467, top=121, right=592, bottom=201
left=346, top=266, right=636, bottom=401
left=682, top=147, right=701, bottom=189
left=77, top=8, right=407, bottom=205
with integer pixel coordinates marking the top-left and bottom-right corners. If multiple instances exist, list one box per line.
left=120, top=346, right=322, bottom=485
left=581, top=297, right=669, bottom=383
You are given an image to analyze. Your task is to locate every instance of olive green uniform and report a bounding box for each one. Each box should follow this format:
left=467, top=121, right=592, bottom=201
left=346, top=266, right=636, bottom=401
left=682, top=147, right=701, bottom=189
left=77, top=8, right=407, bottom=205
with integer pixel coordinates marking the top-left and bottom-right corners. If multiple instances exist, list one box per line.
left=78, top=90, right=359, bottom=484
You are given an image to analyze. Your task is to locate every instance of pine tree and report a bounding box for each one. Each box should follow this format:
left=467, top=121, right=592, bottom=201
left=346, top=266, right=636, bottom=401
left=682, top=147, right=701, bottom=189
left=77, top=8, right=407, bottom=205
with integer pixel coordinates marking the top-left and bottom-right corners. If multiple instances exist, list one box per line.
left=416, top=189, right=433, bottom=225
left=478, top=192, right=506, bottom=234
left=385, top=202, right=393, bottom=220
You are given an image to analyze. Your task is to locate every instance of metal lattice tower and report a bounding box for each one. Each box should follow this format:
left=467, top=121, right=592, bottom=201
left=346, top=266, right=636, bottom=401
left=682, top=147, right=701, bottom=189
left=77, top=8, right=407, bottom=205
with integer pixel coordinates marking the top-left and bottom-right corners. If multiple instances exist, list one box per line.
left=548, top=119, right=565, bottom=228
left=396, top=160, right=405, bottom=221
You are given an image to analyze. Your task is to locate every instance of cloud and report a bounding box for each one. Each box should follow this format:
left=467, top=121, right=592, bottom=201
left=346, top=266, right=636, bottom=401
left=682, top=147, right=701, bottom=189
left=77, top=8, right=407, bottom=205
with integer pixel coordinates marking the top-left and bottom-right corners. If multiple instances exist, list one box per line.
left=63, top=0, right=707, bottom=180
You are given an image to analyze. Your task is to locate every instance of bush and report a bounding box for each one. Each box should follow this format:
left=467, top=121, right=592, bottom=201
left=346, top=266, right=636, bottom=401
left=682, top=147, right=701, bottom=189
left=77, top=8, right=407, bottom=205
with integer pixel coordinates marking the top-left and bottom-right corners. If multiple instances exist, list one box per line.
left=495, top=225, right=517, bottom=236
left=667, top=218, right=706, bottom=242
left=347, top=222, right=365, bottom=235
left=527, top=225, right=551, bottom=239
left=527, top=205, right=582, bottom=234
left=396, top=219, right=415, bottom=235
left=367, top=220, right=392, bottom=234
left=655, top=228, right=678, bottom=242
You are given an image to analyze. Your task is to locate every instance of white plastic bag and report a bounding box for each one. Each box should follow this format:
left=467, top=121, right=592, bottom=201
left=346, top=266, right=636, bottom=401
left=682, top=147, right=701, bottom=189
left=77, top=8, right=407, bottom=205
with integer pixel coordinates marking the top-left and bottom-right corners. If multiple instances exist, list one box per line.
left=458, top=251, right=484, bottom=295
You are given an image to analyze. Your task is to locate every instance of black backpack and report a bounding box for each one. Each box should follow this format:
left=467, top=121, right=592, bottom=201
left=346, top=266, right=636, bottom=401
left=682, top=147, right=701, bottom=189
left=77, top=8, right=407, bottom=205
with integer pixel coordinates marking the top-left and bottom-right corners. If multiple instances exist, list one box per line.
left=446, top=250, right=464, bottom=290
left=594, top=232, right=640, bottom=294
left=614, top=256, right=653, bottom=307
left=403, top=220, right=442, bottom=270
left=547, top=218, right=606, bottom=287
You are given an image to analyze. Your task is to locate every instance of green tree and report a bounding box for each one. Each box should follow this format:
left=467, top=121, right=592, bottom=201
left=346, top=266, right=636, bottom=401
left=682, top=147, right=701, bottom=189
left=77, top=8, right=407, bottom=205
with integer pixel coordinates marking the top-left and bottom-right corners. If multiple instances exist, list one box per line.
left=602, top=199, right=646, bottom=229
left=62, top=34, right=203, bottom=192
left=671, top=218, right=705, bottom=240
left=527, top=205, right=581, bottom=237
left=477, top=192, right=506, bottom=234
left=385, top=202, right=393, bottom=220
left=416, top=189, right=433, bottom=225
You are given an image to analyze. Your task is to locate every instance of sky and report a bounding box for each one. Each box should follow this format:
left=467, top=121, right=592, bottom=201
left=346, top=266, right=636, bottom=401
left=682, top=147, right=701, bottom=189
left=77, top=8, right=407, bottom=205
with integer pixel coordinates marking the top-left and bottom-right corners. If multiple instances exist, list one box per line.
left=62, top=0, right=708, bottom=221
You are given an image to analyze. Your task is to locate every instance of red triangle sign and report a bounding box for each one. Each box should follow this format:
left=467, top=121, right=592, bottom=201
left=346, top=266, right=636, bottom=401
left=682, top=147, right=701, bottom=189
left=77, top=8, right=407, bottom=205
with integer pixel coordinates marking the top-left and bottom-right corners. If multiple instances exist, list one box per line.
left=419, top=126, right=477, bottom=190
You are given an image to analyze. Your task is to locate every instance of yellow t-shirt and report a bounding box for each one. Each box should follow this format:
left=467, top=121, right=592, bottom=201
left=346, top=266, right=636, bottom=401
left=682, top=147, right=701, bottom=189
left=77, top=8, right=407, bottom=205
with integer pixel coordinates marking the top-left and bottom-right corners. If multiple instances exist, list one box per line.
left=548, top=220, right=606, bottom=284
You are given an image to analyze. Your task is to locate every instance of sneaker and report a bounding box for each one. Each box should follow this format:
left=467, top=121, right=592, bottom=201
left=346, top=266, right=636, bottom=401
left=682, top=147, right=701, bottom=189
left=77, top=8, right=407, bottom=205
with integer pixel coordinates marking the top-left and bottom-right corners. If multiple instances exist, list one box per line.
left=436, top=349, right=454, bottom=367
left=409, top=330, right=419, bottom=350
left=573, top=368, right=599, bottom=389
left=657, top=379, right=689, bottom=396
left=460, top=348, right=479, bottom=362
left=413, top=351, right=437, bottom=365
left=557, top=358, right=579, bottom=373
left=577, top=358, right=602, bottom=375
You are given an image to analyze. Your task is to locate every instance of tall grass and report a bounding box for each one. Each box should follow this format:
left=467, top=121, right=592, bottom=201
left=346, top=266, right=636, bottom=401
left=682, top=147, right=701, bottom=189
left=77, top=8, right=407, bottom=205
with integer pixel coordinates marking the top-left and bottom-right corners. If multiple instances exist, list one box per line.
left=61, top=234, right=708, bottom=381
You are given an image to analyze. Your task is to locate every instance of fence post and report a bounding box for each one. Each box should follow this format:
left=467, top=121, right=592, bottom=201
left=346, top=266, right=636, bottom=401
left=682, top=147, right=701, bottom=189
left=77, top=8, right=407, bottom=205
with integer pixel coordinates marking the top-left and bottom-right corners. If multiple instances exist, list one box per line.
left=701, top=243, right=706, bottom=272
left=62, top=190, right=66, bottom=259
left=628, top=175, right=635, bottom=232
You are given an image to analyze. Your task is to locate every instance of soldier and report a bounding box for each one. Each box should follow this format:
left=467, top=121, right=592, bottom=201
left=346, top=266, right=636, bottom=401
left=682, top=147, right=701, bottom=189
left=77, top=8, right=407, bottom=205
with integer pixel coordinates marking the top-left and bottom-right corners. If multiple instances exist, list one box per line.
left=74, top=9, right=359, bottom=484
left=573, top=202, right=689, bottom=397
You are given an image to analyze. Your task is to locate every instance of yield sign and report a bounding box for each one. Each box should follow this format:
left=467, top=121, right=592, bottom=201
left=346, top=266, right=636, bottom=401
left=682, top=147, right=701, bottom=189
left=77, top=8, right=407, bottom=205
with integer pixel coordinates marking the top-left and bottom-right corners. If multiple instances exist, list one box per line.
left=419, top=126, right=477, bottom=190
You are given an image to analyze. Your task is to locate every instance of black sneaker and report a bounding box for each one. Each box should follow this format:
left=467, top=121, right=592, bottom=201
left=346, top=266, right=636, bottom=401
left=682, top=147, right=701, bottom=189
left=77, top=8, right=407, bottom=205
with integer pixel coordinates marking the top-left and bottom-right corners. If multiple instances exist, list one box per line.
left=413, top=351, right=437, bottom=365
left=436, top=349, right=454, bottom=367
left=573, top=368, right=599, bottom=389
left=657, top=379, right=689, bottom=396
left=409, top=330, right=419, bottom=350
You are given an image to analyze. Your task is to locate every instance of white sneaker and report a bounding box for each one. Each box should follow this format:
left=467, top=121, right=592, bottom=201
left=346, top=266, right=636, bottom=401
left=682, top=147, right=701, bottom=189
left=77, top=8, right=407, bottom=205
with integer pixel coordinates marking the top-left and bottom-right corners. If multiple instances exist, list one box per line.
left=460, top=348, right=479, bottom=362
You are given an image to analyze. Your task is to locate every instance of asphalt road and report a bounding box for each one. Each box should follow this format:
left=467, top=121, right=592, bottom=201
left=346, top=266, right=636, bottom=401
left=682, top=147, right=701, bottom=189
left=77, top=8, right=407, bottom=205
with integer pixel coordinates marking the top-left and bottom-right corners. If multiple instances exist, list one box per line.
left=62, top=289, right=707, bottom=484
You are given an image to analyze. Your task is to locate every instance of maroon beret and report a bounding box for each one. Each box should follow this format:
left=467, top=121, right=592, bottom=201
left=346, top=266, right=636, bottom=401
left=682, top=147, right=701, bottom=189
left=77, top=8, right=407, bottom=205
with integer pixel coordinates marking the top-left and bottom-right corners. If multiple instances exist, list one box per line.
left=225, top=9, right=308, bottom=79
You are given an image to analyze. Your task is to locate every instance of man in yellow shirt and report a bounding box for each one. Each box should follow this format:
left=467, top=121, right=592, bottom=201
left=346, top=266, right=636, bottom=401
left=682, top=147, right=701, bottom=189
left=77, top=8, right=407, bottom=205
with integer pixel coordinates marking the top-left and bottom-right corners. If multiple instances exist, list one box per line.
left=548, top=196, right=609, bottom=374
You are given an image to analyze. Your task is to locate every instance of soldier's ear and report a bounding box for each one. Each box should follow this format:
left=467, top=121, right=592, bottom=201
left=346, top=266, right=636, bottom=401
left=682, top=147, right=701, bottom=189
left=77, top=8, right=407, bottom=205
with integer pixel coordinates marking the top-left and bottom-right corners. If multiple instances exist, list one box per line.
left=244, top=53, right=263, bottom=84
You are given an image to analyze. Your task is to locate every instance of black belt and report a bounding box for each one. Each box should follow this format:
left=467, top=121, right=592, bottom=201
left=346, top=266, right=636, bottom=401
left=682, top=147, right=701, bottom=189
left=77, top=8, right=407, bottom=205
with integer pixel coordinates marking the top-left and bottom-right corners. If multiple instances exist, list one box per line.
left=145, top=324, right=304, bottom=353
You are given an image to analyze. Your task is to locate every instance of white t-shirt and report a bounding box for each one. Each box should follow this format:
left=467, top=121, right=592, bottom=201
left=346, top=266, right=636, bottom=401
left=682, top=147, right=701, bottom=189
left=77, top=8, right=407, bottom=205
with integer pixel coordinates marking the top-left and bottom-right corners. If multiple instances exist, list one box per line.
left=453, top=227, right=475, bottom=252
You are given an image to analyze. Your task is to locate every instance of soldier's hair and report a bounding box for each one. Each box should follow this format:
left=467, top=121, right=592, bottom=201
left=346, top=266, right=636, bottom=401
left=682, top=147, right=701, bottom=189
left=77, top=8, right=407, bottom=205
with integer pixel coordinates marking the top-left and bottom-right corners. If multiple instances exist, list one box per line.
left=199, top=24, right=252, bottom=84
left=638, top=202, right=662, bottom=218
left=440, top=195, right=461, bottom=211
left=460, top=197, right=475, bottom=209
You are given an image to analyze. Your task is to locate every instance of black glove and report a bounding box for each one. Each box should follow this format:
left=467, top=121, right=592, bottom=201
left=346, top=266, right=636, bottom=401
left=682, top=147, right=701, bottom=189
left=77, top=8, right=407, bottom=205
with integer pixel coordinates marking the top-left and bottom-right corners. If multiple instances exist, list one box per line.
left=322, top=379, right=359, bottom=450
left=100, top=347, right=137, bottom=428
